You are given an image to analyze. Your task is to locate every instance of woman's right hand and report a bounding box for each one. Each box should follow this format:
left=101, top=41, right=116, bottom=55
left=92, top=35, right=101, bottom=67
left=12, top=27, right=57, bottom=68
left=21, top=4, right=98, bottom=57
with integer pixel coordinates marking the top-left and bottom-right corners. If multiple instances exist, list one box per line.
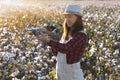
left=38, top=33, right=51, bottom=43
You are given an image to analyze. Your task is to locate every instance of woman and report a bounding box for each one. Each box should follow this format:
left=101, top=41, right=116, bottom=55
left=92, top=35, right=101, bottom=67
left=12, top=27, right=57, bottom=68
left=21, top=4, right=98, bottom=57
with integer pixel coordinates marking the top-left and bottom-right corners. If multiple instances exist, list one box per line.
left=39, top=4, right=88, bottom=80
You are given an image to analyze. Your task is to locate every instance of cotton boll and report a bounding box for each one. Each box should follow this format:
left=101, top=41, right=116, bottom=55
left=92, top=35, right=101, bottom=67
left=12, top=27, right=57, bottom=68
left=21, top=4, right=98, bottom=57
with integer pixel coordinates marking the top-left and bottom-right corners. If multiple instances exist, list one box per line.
left=115, top=15, right=120, bottom=23
left=105, top=62, right=110, bottom=67
left=113, top=66, right=119, bottom=71
left=113, top=49, right=119, bottom=55
left=109, top=35, right=113, bottom=38
left=111, top=59, right=117, bottom=66
left=104, top=49, right=112, bottom=55
left=87, top=23, right=91, bottom=27
left=99, top=57, right=104, bottom=61
left=4, top=45, right=9, bottom=50
left=89, top=46, right=97, bottom=56
left=117, top=36, right=120, bottom=40
left=99, top=42, right=104, bottom=48
left=39, top=76, right=46, bottom=79
left=118, top=65, right=120, bottom=68
left=40, top=48, right=45, bottom=53
left=11, top=33, right=16, bottom=40
left=43, top=56, right=47, bottom=59
left=22, top=15, right=27, bottom=19
left=102, top=47, right=107, bottom=52
left=104, top=55, right=108, bottom=59
left=31, top=47, right=35, bottom=51
left=103, top=13, right=108, bottom=22
left=44, top=63, right=48, bottom=68
left=40, top=59, right=43, bottom=62
left=105, top=39, right=108, bottom=43
left=13, top=71, right=20, bottom=76
left=94, top=29, right=97, bottom=32
left=2, top=27, right=8, bottom=34
left=93, top=13, right=99, bottom=21
left=46, top=45, right=50, bottom=48
left=106, top=31, right=110, bottom=35
left=114, top=42, right=120, bottom=49
left=52, top=56, right=56, bottom=60
left=43, top=23, right=48, bottom=27
left=50, top=59, right=54, bottom=62
left=97, top=31, right=102, bottom=35
left=36, top=45, right=41, bottom=50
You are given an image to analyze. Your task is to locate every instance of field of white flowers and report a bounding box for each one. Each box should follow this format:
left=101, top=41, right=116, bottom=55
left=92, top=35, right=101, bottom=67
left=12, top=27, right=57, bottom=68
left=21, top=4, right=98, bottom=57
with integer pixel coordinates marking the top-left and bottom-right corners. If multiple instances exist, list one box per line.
left=0, top=0, right=120, bottom=80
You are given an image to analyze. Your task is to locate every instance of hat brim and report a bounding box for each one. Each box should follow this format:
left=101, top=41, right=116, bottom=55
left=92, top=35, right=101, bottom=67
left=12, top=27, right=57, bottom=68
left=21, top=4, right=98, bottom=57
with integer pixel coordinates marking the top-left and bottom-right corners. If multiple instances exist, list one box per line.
left=62, top=12, right=82, bottom=16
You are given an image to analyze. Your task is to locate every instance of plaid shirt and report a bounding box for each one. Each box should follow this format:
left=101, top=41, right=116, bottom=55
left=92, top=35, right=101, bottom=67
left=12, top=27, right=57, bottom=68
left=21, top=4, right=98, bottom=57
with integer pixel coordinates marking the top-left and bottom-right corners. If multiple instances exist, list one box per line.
left=48, top=31, right=88, bottom=64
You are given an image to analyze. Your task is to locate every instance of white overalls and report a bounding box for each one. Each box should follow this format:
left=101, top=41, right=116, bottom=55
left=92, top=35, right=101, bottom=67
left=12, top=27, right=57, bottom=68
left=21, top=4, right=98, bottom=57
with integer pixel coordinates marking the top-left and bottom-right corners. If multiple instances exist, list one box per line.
left=56, top=37, right=84, bottom=80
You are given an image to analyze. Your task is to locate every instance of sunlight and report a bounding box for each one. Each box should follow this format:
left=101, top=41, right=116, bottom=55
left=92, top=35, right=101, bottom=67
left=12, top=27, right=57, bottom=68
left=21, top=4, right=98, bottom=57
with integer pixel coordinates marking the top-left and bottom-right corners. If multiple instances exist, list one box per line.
left=0, top=0, right=31, bottom=17
left=0, top=0, right=46, bottom=17
left=0, top=0, right=24, bottom=7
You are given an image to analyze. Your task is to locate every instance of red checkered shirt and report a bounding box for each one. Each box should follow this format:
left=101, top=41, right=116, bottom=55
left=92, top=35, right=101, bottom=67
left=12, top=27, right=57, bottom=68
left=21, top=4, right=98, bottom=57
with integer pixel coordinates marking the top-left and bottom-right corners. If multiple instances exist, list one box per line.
left=48, top=31, right=88, bottom=64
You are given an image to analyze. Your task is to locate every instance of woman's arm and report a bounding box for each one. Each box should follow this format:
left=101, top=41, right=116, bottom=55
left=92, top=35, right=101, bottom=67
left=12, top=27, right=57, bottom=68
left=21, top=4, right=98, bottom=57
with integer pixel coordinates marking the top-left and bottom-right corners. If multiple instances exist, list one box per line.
left=48, top=32, right=88, bottom=54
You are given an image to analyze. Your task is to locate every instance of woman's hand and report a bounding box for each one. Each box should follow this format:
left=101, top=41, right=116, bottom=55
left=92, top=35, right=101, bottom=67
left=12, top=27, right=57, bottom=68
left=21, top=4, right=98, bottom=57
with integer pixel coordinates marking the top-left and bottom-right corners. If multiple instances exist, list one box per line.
left=38, top=33, right=51, bottom=43
left=38, top=31, right=60, bottom=43
left=47, top=32, right=60, bottom=41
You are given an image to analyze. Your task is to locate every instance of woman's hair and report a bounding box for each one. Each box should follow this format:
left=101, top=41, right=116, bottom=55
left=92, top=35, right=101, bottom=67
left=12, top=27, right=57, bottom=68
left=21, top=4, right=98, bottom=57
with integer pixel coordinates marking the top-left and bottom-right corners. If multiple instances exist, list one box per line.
left=61, top=15, right=84, bottom=41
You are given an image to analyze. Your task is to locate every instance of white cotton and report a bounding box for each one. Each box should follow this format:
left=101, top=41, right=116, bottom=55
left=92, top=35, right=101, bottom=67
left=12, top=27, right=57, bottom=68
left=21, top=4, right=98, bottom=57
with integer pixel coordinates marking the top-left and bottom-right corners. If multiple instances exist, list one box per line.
left=89, top=46, right=97, bottom=56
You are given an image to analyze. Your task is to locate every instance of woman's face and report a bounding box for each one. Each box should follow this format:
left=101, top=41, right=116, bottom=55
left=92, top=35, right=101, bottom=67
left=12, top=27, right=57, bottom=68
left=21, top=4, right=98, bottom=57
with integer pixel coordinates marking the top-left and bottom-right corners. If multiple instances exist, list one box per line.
left=64, top=14, right=77, bottom=27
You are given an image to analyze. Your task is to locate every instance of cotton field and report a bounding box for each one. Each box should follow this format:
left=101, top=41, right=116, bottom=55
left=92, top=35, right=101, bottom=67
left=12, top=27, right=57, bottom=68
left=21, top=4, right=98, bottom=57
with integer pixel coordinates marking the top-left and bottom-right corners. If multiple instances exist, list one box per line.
left=0, top=0, right=120, bottom=80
